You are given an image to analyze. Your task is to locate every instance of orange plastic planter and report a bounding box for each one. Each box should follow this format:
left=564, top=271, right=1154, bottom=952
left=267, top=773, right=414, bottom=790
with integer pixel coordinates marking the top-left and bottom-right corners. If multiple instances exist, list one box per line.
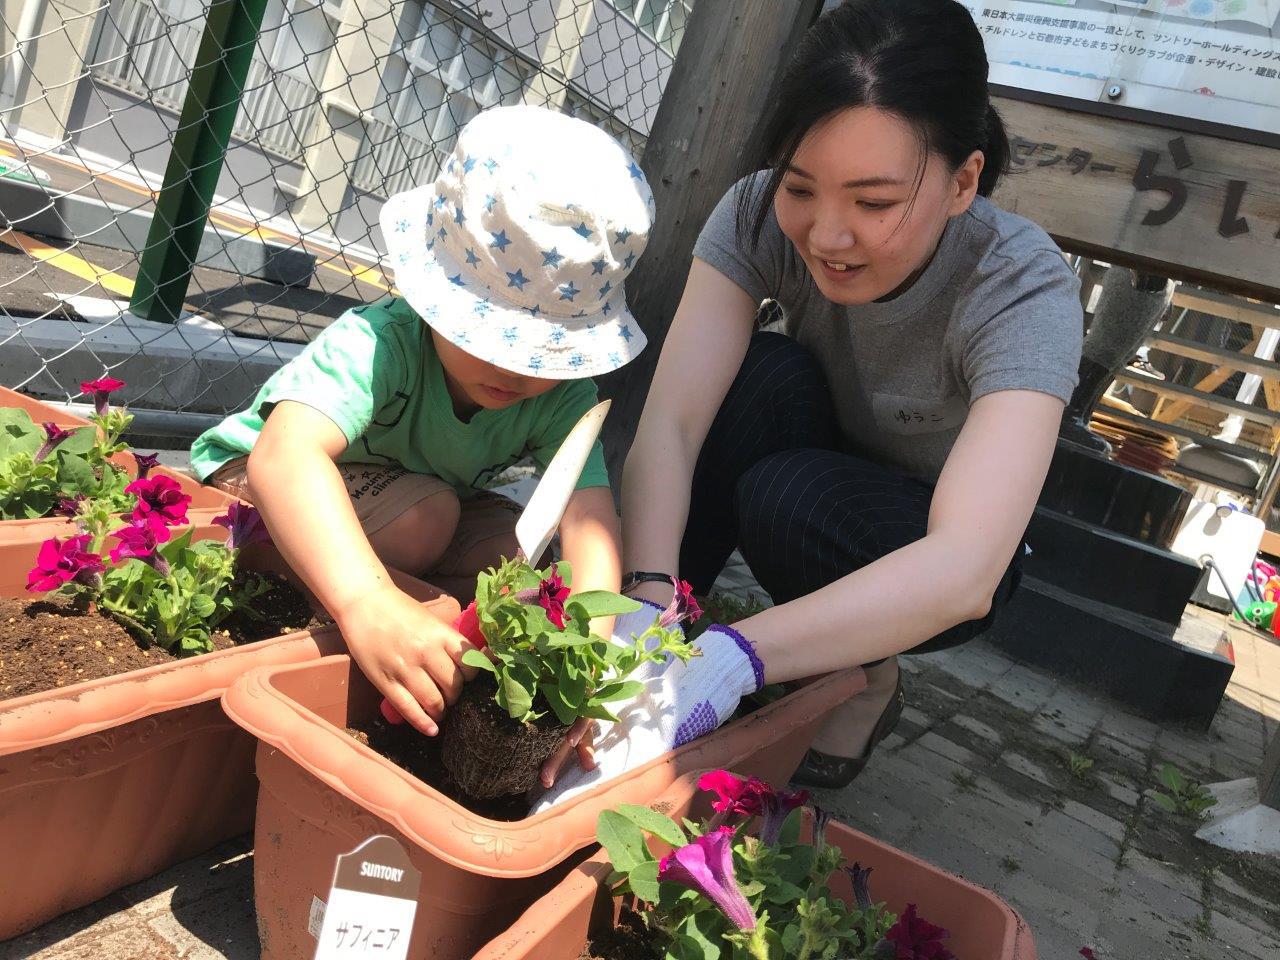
left=475, top=778, right=1037, bottom=960
left=221, top=656, right=866, bottom=959
left=0, top=546, right=454, bottom=939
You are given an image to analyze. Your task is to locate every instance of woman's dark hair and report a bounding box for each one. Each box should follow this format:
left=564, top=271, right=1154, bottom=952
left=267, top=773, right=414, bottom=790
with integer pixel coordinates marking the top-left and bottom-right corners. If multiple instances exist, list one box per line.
left=740, top=0, right=1010, bottom=244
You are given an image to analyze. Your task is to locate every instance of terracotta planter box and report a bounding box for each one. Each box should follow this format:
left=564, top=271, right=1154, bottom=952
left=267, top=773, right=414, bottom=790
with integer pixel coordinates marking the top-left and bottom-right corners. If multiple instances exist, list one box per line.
left=0, top=386, right=90, bottom=429
left=475, top=788, right=1037, bottom=960
left=0, top=553, right=454, bottom=939
left=221, top=655, right=866, bottom=959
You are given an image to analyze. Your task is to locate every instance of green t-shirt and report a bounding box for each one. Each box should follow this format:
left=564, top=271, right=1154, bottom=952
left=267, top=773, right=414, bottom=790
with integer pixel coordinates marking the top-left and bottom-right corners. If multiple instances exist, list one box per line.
left=189, top=297, right=610, bottom=497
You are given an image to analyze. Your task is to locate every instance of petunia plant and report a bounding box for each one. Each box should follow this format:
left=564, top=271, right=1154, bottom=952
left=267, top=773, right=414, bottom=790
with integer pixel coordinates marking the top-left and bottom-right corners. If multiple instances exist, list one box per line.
left=0, top=378, right=141, bottom=519
left=461, top=556, right=697, bottom=725
left=597, top=771, right=958, bottom=960
left=26, top=493, right=276, bottom=656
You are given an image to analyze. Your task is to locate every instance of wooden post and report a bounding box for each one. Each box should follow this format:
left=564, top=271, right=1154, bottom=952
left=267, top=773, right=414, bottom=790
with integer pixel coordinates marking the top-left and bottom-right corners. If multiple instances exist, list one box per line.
left=1260, top=727, right=1280, bottom=811
left=596, top=0, right=826, bottom=477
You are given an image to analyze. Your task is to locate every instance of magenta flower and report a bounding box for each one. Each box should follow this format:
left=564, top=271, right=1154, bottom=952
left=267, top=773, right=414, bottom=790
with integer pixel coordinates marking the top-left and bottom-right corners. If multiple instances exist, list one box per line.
left=109, top=513, right=172, bottom=575
left=53, top=494, right=86, bottom=519
left=1080, top=949, right=1097, bottom=960
left=131, top=451, right=161, bottom=479
left=80, top=376, right=126, bottom=415
left=34, top=422, right=73, bottom=462
left=658, top=827, right=756, bottom=931
left=27, top=535, right=104, bottom=592
left=880, top=904, right=955, bottom=960
left=813, top=805, right=833, bottom=854
left=660, top=577, right=702, bottom=628
left=125, top=475, right=191, bottom=526
left=536, top=571, right=570, bottom=629
left=212, top=502, right=270, bottom=551
left=758, top=785, right=810, bottom=846
left=697, top=770, right=772, bottom=818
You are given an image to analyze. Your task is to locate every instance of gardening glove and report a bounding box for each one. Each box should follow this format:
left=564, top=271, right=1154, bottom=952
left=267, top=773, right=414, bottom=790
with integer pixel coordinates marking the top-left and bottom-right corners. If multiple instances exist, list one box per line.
left=531, top=622, right=764, bottom=812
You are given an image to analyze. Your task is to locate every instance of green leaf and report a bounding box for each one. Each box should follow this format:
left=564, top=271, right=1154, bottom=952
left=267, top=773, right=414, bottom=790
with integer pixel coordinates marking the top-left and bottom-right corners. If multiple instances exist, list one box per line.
left=1151, top=791, right=1178, bottom=813
left=556, top=655, right=586, bottom=707
left=596, top=809, right=650, bottom=872
left=592, top=680, right=644, bottom=703
left=565, top=590, right=642, bottom=619
left=57, top=426, right=97, bottom=456
left=614, top=804, right=687, bottom=847
left=664, top=934, right=706, bottom=960
left=538, top=681, right=580, bottom=727
left=1158, top=763, right=1184, bottom=793
left=500, top=672, right=534, bottom=720
left=627, top=858, right=661, bottom=903
left=54, top=452, right=97, bottom=494
left=189, top=593, right=216, bottom=619
left=577, top=701, right=621, bottom=722
left=461, top=648, right=496, bottom=673
left=778, top=808, right=803, bottom=847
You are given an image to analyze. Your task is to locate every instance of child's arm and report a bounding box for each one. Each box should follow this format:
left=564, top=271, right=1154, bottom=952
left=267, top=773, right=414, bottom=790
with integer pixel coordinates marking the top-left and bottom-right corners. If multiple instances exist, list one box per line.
left=246, top=401, right=475, bottom=736
left=538, top=485, right=620, bottom=787
left=557, top=486, right=622, bottom=599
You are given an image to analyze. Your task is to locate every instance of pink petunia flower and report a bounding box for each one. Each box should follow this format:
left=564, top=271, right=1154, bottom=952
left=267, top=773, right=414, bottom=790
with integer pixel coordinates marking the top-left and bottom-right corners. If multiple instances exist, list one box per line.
left=880, top=904, right=955, bottom=960
left=27, top=535, right=104, bottom=592
left=211, top=502, right=270, bottom=551
left=131, top=451, right=161, bottom=479
left=125, top=475, right=191, bottom=526
left=109, top=513, right=172, bottom=575
left=35, top=422, right=73, bottom=462
left=697, top=770, right=772, bottom=818
left=658, top=827, right=756, bottom=931
left=660, top=577, right=702, bottom=628
left=80, top=377, right=126, bottom=416
left=536, top=571, right=570, bottom=629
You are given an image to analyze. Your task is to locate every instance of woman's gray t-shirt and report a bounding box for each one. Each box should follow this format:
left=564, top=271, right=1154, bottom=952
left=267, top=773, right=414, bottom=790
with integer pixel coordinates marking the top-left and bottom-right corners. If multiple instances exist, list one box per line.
left=692, top=173, right=1083, bottom=481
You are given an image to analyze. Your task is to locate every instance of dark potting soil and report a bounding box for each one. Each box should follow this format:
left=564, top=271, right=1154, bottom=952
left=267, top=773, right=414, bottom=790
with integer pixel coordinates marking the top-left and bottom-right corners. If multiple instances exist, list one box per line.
left=345, top=715, right=531, bottom=822
left=441, top=676, right=571, bottom=800
left=0, top=576, right=327, bottom=700
left=580, top=908, right=656, bottom=960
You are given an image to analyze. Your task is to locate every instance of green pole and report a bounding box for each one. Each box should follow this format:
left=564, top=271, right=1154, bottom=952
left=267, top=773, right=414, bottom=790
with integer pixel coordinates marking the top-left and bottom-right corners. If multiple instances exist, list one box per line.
left=129, top=0, right=269, bottom=322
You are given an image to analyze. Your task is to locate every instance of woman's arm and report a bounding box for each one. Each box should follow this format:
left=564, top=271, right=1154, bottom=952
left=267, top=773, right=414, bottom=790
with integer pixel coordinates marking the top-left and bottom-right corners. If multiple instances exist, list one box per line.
left=621, top=259, right=760, bottom=605
left=737, top=389, right=1063, bottom=682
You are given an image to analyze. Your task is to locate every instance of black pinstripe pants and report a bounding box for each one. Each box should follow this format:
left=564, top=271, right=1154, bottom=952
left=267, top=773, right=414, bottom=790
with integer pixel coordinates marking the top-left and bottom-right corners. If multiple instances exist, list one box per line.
left=679, top=332, right=1021, bottom=656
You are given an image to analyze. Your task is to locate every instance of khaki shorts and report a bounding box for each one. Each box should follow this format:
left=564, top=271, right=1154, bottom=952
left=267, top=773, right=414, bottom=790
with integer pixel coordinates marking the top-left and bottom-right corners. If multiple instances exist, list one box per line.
left=206, top=458, right=521, bottom=577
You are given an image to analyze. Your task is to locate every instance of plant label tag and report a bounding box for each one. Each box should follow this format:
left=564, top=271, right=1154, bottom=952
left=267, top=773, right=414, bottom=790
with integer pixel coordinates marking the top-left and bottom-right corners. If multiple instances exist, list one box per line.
left=313, top=835, right=421, bottom=960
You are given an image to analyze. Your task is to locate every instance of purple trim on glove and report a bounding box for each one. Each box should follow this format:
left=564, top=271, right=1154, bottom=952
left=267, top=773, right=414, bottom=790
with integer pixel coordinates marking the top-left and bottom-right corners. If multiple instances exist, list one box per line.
left=633, top=598, right=665, bottom=615
left=711, top=624, right=765, bottom=692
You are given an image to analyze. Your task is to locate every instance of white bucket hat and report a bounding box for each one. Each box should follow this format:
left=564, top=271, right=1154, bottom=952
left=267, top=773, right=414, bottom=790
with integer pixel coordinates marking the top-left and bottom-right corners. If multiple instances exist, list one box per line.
left=380, top=105, right=654, bottom=379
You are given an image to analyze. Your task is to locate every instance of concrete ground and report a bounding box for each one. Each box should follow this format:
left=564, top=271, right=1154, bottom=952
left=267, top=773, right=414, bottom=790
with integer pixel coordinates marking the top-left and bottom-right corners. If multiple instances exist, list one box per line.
left=4, top=583, right=1276, bottom=960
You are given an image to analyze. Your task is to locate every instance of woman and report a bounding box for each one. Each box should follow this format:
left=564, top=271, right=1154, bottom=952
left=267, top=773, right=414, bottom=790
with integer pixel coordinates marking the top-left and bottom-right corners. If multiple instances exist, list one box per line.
left=538, top=0, right=1084, bottom=804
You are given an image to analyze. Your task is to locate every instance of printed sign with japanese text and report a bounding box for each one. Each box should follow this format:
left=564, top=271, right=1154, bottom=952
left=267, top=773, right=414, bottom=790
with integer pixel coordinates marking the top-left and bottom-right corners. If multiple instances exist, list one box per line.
left=313, top=835, right=421, bottom=960
left=960, top=0, right=1280, bottom=139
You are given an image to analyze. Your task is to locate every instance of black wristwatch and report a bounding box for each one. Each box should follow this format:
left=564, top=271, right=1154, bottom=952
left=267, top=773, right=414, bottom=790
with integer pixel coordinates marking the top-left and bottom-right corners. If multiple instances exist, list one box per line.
left=620, top=571, right=675, bottom=594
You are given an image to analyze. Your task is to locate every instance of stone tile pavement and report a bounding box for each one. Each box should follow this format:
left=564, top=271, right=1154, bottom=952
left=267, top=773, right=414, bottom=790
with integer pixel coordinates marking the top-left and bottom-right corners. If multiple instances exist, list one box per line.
left=4, top=561, right=1278, bottom=959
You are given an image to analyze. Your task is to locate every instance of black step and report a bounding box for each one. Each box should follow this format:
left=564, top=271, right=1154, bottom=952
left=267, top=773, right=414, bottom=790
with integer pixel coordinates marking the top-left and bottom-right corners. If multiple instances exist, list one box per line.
left=985, top=575, right=1233, bottom=729
left=1024, top=507, right=1201, bottom=629
left=1038, top=443, right=1193, bottom=549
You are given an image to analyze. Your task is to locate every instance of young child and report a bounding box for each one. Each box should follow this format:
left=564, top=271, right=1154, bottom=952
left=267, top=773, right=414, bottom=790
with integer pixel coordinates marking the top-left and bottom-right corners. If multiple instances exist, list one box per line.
left=190, top=105, right=654, bottom=740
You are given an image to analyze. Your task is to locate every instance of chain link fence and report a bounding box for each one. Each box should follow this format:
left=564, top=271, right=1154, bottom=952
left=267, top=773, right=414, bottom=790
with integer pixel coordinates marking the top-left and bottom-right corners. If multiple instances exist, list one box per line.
left=0, top=0, right=690, bottom=437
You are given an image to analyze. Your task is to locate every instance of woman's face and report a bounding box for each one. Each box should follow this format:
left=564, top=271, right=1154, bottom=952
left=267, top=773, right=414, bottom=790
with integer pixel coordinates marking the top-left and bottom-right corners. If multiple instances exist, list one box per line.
left=773, top=106, right=982, bottom=306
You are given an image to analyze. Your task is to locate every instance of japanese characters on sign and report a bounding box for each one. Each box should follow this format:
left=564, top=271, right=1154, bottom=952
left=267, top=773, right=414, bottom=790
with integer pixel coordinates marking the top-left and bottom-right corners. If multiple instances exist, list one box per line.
left=314, top=836, right=421, bottom=960
left=959, top=0, right=1280, bottom=139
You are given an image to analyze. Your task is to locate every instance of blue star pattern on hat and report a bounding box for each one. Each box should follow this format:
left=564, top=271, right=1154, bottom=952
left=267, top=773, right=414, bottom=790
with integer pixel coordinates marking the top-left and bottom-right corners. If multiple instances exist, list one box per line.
left=380, top=105, right=655, bottom=380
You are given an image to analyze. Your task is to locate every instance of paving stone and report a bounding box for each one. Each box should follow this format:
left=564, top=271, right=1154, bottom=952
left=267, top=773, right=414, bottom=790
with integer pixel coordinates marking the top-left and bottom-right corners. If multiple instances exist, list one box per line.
left=1095, top=732, right=1151, bottom=768
left=915, top=730, right=982, bottom=768
left=15, top=919, right=180, bottom=960
left=0, top=894, right=135, bottom=958
left=1034, top=809, right=1123, bottom=871
left=1060, top=798, right=1128, bottom=844
left=144, top=879, right=258, bottom=960
left=879, top=732, right=907, bottom=753
left=987, top=664, right=1058, bottom=714
left=1097, top=771, right=1142, bottom=807
left=1098, top=712, right=1163, bottom=752
left=1213, top=870, right=1280, bottom=929
left=996, top=870, right=1102, bottom=941
left=120, top=838, right=253, bottom=918
left=1208, top=908, right=1280, bottom=959
left=1029, top=711, right=1090, bottom=745
left=1095, top=913, right=1208, bottom=960
left=900, top=704, right=932, bottom=729
left=950, top=713, right=1003, bottom=747
left=998, top=751, right=1052, bottom=787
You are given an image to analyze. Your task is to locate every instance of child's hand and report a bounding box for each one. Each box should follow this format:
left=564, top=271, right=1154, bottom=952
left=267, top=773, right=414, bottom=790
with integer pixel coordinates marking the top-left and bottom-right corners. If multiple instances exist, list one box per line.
left=337, top=584, right=479, bottom=736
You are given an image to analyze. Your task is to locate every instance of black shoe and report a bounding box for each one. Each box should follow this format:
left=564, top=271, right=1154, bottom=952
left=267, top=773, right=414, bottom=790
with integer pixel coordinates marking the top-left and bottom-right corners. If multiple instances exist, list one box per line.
left=791, top=671, right=905, bottom=789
